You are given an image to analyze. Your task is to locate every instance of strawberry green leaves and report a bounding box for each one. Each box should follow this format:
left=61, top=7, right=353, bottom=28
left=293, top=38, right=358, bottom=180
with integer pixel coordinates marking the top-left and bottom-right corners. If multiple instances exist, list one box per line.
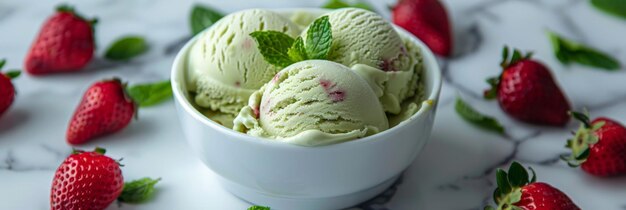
left=249, top=31, right=296, bottom=67
left=322, top=0, right=375, bottom=12
left=548, top=31, right=620, bottom=71
left=455, top=96, right=505, bottom=134
left=248, top=206, right=271, bottom=210
left=561, top=111, right=604, bottom=167
left=0, top=59, right=21, bottom=79
left=190, top=4, right=223, bottom=35
left=127, top=80, right=173, bottom=107
left=485, top=46, right=532, bottom=99
left=486, top=162, right=536, bottom=210
left=591, top=0, right=626, bottom=20
left=250, top=16, right=333, bottom=68
left=305, top=16, right=333, bottom=59
left=118, top=177, right=161, bottom=203
left=105, top=36, right=149, bottom=61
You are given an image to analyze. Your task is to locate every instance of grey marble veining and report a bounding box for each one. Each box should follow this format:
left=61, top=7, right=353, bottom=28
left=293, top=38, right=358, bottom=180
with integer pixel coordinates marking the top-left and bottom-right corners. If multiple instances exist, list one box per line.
left=1, top=0, right=626, bottom=209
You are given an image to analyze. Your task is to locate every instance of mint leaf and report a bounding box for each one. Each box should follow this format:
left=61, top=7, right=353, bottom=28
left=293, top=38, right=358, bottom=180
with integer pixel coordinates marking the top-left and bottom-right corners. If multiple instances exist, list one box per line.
left=248, top=206, right=270, bottom=210
left=250, top=31, right=295, bottom=67
left=0, top=59, right=5, bottom=69
left=118, top=177, right=161, bottom=203
left=592, top=0, right=626, bottom=19
left=288, top=37, right=308, bottom=62
left=455, top=96, right=505, bottom=134
left=127, top=80, right=173, bottom=107
left=305, top=16, right=332, bottom=59
left=105, top=36, right=149, bottom=61
left=190, top=4, right=223, bottom=35
left=322, top=0, right=375, bottom=12
left=548, top=31, right=620, bottom=70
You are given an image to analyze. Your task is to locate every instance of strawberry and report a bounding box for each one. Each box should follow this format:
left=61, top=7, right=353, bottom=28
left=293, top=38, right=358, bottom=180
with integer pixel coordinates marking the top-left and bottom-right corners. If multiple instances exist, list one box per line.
left=67, top=78, right=173, bottom=144
left=562, top=111, right=626, bottom=177
left=392, top=0, right=452, bottom=57
left=484, top=46, right=570, bottom=126
left=486, top=161, right=580, bottom=210
left=51, top=148, right=161, bottom=210
left=51, top=148, right=124, bottom=210
left=67, top=79, right=136, bottom=144
left=0, top=59, right=20, bottom=118
left=25, top=5, right=97, bottom=75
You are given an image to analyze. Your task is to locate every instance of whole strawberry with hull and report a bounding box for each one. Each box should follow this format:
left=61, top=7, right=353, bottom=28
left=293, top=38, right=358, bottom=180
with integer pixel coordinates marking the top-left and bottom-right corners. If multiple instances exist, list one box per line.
left=392, top=0, right=452, bottom=57
left=51, top=148, right=161, bottom=210
left=0, top=59, right=20, bottom=118
left=484, top=47, right=571, bottom=126
left=67, top=79, right=136, bottom=144
left=67, top=78, right=172, bottom=144
left=25, top=5, right=97, bottom=75
left=486, top=161, right=580, bottom=210
left=562, top=111, right=626, bottom=177
left=51, top=148, right=123, bottom=210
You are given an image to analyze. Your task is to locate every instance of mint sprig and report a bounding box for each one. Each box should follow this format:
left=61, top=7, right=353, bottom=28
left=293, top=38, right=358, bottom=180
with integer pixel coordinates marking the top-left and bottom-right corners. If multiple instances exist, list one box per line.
left=118, top=177, right=161, bottom=203
left=548, top=31, right=620, bottom=71
left=591, top=0, right=626, bottom=20
left=322, top=0, right=376, bottom=12
left=305, top=16, right=333, bottom=59
left=455, top=96, right=505, bottom=134
left=250, top=16, right=332, bottom=68
left=127, top=80, right=173, bottom=107
left=288, top=37, right=308, bottom=61
left=250, top=31, right=296, bottom=67
left=190, top=4, right=223, bottom=35
left=105, top=36, right=149, bottom=61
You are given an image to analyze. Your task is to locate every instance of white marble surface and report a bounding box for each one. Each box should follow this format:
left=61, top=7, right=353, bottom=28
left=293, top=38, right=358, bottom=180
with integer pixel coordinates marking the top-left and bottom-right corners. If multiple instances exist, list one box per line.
left=1, top=0, right=626, bottom=209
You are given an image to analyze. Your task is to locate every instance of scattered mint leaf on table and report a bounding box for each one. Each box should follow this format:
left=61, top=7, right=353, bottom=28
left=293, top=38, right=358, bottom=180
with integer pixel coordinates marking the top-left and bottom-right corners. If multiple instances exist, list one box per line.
left=591, top=0, right=626, bottom=20
left=249, top=31, right=295, bottom=68
left=322, top=0, right=375, bottom=12
left=548, top=31, right=620, bottom=70
left=104, top=36, right=149, bottom=61
left=248, top=206, right=270, bottom=210
left=127, top=80, right=173, bottom=107
left=118, top=177, right=161, bottom=203
left=190, top=4, right=223, bottom=35
left=455, top=96, right=505, bottom=134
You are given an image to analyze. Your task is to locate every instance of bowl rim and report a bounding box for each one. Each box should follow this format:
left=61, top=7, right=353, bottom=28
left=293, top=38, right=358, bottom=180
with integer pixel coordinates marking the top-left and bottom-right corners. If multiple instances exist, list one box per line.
left=171, top=8, right=442, bottom=150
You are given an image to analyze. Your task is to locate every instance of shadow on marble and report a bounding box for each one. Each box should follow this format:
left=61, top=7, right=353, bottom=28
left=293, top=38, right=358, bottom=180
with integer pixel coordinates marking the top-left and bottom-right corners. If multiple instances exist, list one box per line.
left=0, top=108, right=29, bottom=134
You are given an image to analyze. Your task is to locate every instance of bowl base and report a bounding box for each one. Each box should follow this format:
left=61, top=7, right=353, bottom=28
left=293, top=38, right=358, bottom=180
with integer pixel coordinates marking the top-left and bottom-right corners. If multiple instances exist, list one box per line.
left=219, top=175, right=399, bottom=210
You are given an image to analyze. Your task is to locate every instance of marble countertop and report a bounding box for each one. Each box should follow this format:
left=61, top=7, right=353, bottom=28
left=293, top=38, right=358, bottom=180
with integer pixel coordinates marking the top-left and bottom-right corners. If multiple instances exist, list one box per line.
left=1, top=0, right=626, bottom=209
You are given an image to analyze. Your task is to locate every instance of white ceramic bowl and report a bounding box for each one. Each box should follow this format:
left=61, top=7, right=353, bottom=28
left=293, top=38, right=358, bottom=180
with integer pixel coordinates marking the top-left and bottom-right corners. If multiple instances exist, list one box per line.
left=171, top=9, right=442, bottom=210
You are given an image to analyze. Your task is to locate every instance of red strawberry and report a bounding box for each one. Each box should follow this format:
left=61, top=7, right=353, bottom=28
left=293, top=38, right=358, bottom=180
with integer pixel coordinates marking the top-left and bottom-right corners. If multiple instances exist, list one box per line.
left=67, top=79, right=136, bottom=144
left=66, top=78, right=173, bottom=144
left=0, top=59, right=20, bottom=118
left=51, top=148, right=124, bottom=210
left=25, top=5, right=96, bottom=75
left=486, top=162, right=580, bottom=210
left=392, top=0, right=452, bottom=57
left=562, top=111, right=626, bottom=177
left=484, top=46, right=570, bottom=126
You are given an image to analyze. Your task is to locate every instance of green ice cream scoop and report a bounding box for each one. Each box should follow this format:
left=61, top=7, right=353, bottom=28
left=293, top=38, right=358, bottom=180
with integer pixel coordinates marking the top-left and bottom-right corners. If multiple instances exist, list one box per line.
left=187, top=9, right=301, bottom=115
left=300, top=8, right=421, bottom=114
left=233, top=60, right=389, bottom=146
